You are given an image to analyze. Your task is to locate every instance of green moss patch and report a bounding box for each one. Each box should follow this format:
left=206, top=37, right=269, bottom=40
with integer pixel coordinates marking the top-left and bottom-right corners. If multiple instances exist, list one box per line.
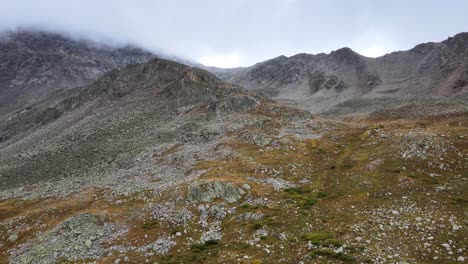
left=302, top=231, right=343, bottom=247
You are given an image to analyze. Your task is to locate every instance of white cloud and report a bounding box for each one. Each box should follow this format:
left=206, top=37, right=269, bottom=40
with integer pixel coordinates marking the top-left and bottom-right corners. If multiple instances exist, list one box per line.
left=358, top=47, right=388, bottom=58
left=199, top=52, right=244, bottom=68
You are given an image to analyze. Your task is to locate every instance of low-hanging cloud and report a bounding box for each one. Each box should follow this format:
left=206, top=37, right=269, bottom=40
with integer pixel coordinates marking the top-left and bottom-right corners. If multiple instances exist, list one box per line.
left=1, top=0, right=467, bottom=67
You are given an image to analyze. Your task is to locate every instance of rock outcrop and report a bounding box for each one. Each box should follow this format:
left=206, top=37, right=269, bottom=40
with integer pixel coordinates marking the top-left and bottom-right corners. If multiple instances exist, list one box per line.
left=187, top=181, right=246, bottom=203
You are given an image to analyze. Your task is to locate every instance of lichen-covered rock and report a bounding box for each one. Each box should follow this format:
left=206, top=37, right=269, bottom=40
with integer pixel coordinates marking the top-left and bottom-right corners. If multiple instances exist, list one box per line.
left=10, top=213, right=117, bottom=264
left=188, top=181, right=246, bottom=203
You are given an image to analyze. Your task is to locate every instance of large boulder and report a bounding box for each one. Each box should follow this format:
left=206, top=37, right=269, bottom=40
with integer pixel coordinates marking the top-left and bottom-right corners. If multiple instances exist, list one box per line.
left=187, top=181, right=246, bottom=203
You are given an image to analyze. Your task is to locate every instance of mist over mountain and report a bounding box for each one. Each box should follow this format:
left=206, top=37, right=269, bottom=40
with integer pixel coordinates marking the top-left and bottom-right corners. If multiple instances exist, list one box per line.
left=0, top=30, right=157, bottom=116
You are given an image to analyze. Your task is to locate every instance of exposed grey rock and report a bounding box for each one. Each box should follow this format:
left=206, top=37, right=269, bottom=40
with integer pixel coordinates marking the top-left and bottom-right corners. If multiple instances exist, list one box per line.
left=151, top=236, right=176, bottom=255
left=278, top=232, right=288, bottom=241
left=85, top=239, right=92, bottom=248
left=240, top=131, right=272, bottom=146
left=8, top=233, right=18, bottom=242
left=150, top=203, right=193, bottom=227
left=10, top=213, right=118, bottom=264
left=247, top=176, right=296, bottom=190
left=187, top=181, right=246, bottom=203
left=242, top=183, right=251, bottom=191
left=200, top=220, right=223, bottom=243
left=208, top=93, right=260, bottom=116
left=237, top=212, right=265, bottom=221
left=197, top=203, right=235, bottom=231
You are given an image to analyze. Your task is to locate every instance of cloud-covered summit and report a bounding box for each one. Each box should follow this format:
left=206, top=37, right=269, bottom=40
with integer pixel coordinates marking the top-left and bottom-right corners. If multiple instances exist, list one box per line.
left=1, top=0, right=467, bottom=67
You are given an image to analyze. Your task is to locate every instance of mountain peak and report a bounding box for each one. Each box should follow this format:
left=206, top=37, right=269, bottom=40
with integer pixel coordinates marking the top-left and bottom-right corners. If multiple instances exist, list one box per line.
left=330, top=47, right=359, bottom=57
left=329, top=47, right=363, bottom=64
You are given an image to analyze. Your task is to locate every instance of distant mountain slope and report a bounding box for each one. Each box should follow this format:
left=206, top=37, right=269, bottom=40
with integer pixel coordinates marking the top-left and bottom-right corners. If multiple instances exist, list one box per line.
left=216, top=33, right=468, bottom=107
left=0, top=31, right=155, bottom=115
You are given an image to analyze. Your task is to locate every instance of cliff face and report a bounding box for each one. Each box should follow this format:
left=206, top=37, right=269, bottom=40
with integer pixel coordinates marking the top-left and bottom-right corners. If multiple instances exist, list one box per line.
left=0, top=31, right=155, bottom=114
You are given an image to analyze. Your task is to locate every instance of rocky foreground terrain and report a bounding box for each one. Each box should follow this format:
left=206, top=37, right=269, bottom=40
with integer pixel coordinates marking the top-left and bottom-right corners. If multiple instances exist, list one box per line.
left=0, top=31, right=467, bottom=264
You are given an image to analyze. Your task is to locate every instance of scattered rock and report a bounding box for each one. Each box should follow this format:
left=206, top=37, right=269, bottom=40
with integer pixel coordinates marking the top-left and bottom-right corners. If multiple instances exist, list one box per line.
left=278, top=232, right=288, bottom=241
left=152, top=236, right=176, bottom=255
left=8, top=233, right=18, bottom=242
left=10, top=213, right=118, bottom=264
left=85, top=239, right=93, bottom=248
left=247, top=176, right=296, bottom=190
left=151, top=203, right=193, bottom=227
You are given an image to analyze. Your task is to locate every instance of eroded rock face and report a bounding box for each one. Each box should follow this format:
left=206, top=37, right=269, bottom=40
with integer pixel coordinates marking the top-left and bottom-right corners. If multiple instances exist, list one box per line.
left=187, top=181, right=246, bottom=203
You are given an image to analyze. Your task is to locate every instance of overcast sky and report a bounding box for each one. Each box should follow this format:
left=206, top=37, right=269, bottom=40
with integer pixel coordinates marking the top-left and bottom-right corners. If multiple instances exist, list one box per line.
left=1, top=0, right=467, bottom=67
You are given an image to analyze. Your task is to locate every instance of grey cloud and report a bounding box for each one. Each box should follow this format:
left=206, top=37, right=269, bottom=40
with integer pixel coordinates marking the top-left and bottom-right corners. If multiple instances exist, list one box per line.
left=1, top=0, right=467, bottom=67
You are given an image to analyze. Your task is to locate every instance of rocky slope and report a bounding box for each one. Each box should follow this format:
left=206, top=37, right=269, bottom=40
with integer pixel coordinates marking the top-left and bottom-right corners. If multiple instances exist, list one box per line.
left=0, top=57, right=260, bottom=190
left=216, top=33, right=468, bottom=114
left=0, top=31, right=155, bottom=115
left=0, top=53, right=466, bottom=264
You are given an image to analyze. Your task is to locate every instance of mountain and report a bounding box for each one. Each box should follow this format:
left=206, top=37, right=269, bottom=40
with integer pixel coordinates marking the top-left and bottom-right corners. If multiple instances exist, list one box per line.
left=0, top=31, right=156, bottom=115
left=215, top=33, right=468, bottom=113
left=0, top=57, right=261, bottom=187
left=0, top=32, right=466, bottom=264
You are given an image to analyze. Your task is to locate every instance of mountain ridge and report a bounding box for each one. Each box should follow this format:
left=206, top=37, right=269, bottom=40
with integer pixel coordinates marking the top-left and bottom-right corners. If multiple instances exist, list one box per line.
left=211, top=32, right=468, bottom=110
